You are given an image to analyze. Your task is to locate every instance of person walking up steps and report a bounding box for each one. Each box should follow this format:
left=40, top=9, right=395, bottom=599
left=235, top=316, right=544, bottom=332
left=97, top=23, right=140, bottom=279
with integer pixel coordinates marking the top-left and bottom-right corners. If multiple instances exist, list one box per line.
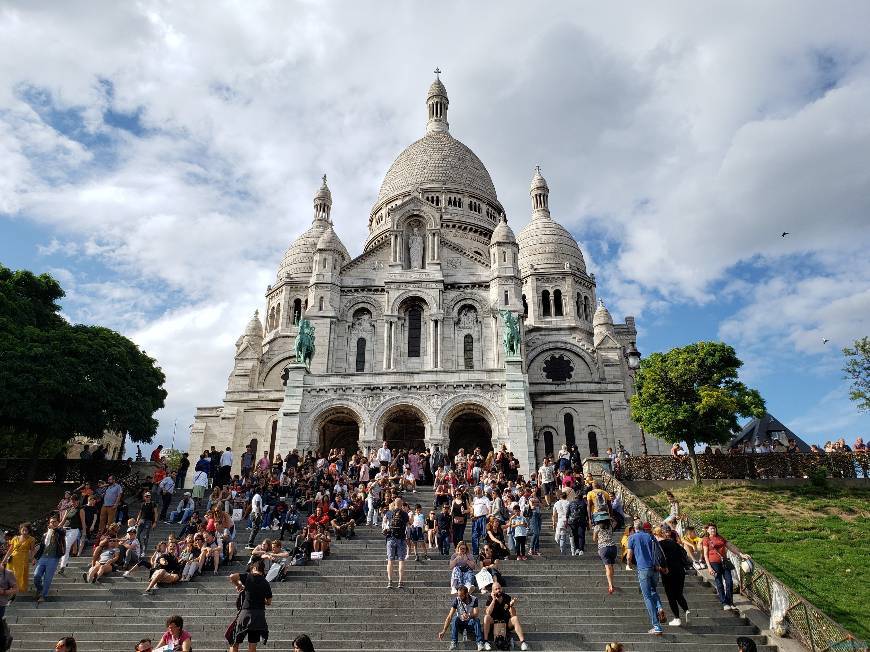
left=626, top=523, right=666, bottom=635
left=654, top=525, right=691, bottom=626
left=384, top=499, right=409, bottom=589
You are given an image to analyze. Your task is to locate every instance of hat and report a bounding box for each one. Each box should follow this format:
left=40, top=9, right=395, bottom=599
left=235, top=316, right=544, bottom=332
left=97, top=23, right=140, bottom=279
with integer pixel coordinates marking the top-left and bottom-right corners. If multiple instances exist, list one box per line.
left=184, top=492, right=191, bottom=496
left=127, top=527, right=137, bottom=534
left=642, top=522, right=652, bottom=531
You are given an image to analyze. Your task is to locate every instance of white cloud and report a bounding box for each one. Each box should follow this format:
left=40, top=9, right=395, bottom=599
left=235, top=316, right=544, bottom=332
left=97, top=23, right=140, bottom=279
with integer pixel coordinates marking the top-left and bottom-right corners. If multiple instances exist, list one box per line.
left=2, top=1, right=870, bottom=449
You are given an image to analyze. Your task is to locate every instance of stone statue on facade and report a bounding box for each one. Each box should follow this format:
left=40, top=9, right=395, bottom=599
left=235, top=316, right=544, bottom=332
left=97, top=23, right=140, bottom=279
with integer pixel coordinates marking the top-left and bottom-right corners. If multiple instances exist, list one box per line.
left=408, top=227, right=424, bottom=269
left=294, top=318, right=316, bottom=371
left=499, top=310, right=521, bottom=357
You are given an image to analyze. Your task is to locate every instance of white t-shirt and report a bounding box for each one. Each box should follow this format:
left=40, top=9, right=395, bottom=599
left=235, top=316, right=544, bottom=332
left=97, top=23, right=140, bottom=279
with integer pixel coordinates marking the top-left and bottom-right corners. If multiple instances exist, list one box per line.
left=377, top=447, right=392, bottom=463
left=220, top=450, right=233, bottom=467
left=250, top=493, right=263, bottom=515
left=552, top=499, right=570, bottom=528
left=538, top=464, right=555, bottom=484
left=472, top=496, right=491, bottom=518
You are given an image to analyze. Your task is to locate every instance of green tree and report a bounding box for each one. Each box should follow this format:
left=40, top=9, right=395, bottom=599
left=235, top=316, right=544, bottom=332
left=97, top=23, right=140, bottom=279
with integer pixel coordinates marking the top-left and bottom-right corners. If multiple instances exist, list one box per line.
left=843, top=336, right=870, bottom=413
left=630, top=341, right=765, bottom=485
left=0, top=264, right=167, bottom=478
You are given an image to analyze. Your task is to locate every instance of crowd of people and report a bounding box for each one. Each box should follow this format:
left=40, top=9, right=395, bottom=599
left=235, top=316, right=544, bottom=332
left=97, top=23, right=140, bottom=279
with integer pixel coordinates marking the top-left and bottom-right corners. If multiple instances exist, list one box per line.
left=0, top=438, right=763, bottom=650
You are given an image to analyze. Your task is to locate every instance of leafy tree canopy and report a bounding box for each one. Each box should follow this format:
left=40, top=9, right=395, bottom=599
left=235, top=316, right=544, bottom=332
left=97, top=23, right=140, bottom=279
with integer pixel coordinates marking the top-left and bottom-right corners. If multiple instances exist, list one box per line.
left=0, top=264, right=167, bottom=462
left=843, top=336, right=870, bottom=413
left=630, top=340, right=765, bottom=483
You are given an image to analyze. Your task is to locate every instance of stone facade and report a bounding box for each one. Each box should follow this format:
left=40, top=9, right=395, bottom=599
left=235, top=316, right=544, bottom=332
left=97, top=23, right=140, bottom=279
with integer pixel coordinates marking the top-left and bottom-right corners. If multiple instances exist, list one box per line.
left=188, top=74, right=664, bottom=478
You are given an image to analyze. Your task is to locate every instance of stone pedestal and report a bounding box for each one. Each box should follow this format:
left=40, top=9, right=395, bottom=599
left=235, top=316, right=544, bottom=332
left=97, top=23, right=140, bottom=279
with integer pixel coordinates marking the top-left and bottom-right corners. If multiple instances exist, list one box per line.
left=276, top=363, right=308, bottom=454
left=503, top=354, right=535, bottom=475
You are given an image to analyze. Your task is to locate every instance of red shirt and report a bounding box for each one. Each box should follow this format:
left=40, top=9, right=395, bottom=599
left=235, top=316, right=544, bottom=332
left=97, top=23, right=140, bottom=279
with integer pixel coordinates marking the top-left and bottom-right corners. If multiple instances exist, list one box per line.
left=703, top=534, right=728, bottom=564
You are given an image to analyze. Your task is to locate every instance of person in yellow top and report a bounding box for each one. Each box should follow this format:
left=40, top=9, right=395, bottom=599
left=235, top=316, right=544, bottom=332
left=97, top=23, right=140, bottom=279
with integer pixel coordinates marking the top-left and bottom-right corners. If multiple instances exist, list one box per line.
left=681, top=525, right=705, bottom=570
left=1, top=522, right=36, bottom=591
left=620, top=525, right=634, bottom=571
left=585, top=481, right=612, bottom=526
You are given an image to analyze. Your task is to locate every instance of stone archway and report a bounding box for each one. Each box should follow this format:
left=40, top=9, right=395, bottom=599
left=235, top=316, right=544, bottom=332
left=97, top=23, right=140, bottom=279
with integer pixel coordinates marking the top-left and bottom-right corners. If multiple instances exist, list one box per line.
left=448, top=411, right=493, bottom=458
left=380, top=405, right=427, bottom=453
left=318, top=408, right=361, bottom=455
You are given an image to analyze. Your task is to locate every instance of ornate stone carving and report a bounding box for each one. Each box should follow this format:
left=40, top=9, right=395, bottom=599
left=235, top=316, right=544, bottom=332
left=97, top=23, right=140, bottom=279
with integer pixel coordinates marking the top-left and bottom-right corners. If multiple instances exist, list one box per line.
left=351, top=311, right=374, bottom=333
left=408, top=227, right=424, bottom=269
left=446, top=257, right=461, bottom=269
left=457, top=306, right=478, bottom=329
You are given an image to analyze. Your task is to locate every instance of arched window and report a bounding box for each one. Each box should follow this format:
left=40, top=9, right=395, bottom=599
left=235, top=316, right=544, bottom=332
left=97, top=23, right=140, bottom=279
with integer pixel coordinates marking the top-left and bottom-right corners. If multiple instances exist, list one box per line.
left=522, top=294, right=528, bottom=317
left=543, top=431, right=554, bottom=457
left=576, top=293, right=582, bottom=318
left=407, top=306, right=422, bottom=357
left=464, top=333, right=474, bottom=369
left=564, top=413, right=575, bottom=448
left=503, top=290, right=509, bottom=306
left=554, top=289, right=563, bottom=316
left=355, top=337, right=366, bottom=372
left=542, top=290, right=551, bottom=317
left=502, top=251, right=506, bottom=262
left=318, top=297, right=324, bottom=311
left=293, top=298, right=302, bottom=324
left=588, top=431, right=599, bottom=457
left=583, top=295, right=590, bottom=321
left=268, top=306, right=275, bottom=330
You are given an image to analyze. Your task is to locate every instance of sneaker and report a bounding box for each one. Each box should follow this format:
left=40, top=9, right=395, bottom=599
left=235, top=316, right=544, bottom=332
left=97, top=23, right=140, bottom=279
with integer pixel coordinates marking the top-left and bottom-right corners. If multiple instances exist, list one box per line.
left=648, top=627, right=663, bottom=636
left=397, top=583, right=404, bottom=589
left=669, top=618, right=681, bottom=626
left=477, top=643, right=484, bottom=651
left=122, top=570, right=132, bottom=578
left=449, top=643, right=457, bottom=651
left=625, top=564, right=632, bottom=571
left=520, top=642, right=529, bottom=651
left=517, top=555, right=522, bottom=561
left=577, top=550, right=584, bottom=556
left=730, top=604, right=739, bottom=611
left=723, top=605, right=732, bottom=611
left=57, top=567, right=65, bottom=576
left=484, top=643, right=492, bottom=651
left=683, top=610, right=690, bottom=625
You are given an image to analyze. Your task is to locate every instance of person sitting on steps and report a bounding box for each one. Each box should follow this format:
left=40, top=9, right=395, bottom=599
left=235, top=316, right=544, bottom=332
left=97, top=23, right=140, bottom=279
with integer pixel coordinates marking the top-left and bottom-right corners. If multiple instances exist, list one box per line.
left=482, top=582, right=529, bottom=651
left=438, top=584, right=484, bottom=651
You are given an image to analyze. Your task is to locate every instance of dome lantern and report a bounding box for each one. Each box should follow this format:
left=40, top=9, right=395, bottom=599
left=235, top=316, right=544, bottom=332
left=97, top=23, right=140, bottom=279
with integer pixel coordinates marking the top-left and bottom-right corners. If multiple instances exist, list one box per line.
left=426, top=67, right=449, bottom=135
left=530, top=165, right=550, bottom=218
left=314, top=174, right=332, bottom=222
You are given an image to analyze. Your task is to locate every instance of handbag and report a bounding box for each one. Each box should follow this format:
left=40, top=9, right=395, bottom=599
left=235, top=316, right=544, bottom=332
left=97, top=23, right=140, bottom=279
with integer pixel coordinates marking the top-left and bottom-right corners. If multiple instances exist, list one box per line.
left=224, top=590, right=244, bottom=644
left=475, top=567, right=493, bottom=589
left=723, top=558, right=735, bottom=571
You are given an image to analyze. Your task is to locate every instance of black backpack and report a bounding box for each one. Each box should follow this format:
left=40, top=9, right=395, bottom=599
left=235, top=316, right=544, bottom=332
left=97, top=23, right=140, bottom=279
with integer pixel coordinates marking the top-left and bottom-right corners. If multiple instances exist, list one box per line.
left=388, top=510, right=406, bottom=539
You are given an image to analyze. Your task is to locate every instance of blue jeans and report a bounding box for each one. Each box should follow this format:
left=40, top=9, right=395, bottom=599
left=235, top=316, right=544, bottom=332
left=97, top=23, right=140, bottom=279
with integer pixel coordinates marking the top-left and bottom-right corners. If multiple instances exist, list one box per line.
left=529, top=513, right=541, bottom=552
left=710, top=561, right=734, bottom=606
left=636, top=568, right=664, bottom=629
left=168, top=508, right=193, bottom=524
left=451, top=615, right=483, bottom=643
left=137, top=520, right=153, bottom=553
left=33, top=556, right=60, bottom=598
left=471, top=517, right=487, bottom=556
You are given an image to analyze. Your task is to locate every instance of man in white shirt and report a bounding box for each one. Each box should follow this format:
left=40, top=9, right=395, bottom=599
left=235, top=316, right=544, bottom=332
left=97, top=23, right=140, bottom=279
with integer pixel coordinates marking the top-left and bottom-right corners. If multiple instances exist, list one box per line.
left=377, top=442, right=392, bottom=469
left=158, top=473, right=176, bottom=521
left=537, top=458, right=556, bottom=506
left=219, top=447, right=233, bottom=486
left=246, top=490, right=264, bottom=548
left=470, top=487, right=491, bottom=557
left=551, top=492, right=571, bottom=556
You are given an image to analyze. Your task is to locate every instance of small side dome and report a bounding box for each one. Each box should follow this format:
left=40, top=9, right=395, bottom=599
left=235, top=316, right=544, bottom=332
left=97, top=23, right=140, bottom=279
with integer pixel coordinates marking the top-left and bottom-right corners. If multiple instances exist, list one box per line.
left=490, top=216, right=516, bottom=245
left=530, top=165, right=549, bottom=194
left=592, top=300, right=614, bottom=329
left=245, top=309, right=263, bottom=337
left=316, top=225, right=350, bottom=259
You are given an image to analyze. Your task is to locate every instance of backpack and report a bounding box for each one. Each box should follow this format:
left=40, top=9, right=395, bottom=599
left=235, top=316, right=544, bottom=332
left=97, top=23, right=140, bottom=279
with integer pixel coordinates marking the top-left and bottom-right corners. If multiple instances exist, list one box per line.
left=388, top=510, right=406, bottom=539
left=593, top=490, right=608, bottom=514
left=567, top=501, right=584, bottom=526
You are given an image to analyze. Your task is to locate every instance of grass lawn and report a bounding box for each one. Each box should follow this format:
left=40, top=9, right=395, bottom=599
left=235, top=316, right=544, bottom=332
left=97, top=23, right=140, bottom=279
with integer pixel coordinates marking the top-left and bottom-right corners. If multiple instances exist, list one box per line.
left=0, top=482, right=67, bottom=531
left=647, top=483, right=870, bottom=642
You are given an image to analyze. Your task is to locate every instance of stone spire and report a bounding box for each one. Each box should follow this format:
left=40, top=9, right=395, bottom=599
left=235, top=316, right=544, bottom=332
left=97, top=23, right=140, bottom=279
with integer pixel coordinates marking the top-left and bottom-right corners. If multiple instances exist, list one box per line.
left=593, top=299, right=616, bottom=347
left=313, top=174, right=332, bottom=222
left=245, top=309, right=263, bottom=337
left=529, top=165, right=550, bottom=219
left=426, top=68, right=449, bottom=134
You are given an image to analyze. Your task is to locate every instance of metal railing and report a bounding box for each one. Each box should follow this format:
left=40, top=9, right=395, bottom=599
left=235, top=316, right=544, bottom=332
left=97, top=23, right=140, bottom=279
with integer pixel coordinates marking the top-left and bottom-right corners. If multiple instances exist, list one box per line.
left=0, top=458, right=135, bottom=484
left=615, top=452, right=870, bottom=481
left=588, top=461, right=868, bottom=652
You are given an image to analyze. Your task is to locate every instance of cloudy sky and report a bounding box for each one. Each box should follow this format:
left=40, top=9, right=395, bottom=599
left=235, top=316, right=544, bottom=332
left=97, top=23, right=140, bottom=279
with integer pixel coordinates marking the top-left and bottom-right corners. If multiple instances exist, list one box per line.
left=1, top=1, right=868, bottom=453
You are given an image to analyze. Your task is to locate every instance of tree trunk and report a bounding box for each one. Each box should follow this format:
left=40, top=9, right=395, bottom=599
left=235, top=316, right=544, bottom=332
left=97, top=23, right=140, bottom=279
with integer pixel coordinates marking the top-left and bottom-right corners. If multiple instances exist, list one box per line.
left=26, top=432, right=47, bottom=483
left=687, top=442, right=702, bottom=486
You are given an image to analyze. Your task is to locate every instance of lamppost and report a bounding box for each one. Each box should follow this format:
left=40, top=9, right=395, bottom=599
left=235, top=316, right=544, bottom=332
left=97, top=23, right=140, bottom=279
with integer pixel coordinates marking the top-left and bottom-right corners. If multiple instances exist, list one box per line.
left=625, top=343, right=649, bottom=457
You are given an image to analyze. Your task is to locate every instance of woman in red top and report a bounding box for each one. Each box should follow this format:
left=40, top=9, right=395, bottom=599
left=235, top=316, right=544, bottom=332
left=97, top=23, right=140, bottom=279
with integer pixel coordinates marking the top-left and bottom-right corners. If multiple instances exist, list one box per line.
left=702, top=523, right=738, bottom=610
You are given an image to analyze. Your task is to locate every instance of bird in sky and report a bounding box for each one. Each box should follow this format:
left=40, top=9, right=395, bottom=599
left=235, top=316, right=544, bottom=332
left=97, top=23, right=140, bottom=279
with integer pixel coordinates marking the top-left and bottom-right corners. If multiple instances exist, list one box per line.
left=823, top=338, right=830, bottom=344
left=781, top=232, right=790, bottom=237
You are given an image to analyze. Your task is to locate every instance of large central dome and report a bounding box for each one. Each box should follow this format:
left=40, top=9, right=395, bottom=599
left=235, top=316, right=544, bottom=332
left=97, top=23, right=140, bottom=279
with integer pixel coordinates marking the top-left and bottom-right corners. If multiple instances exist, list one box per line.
left=376, top=131, right=499, bottom=205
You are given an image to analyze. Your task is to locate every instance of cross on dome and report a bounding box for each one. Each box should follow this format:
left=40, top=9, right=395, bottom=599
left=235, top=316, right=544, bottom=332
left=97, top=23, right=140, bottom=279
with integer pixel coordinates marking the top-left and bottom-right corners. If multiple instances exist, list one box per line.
left=434, top=66, right=441, bottom=78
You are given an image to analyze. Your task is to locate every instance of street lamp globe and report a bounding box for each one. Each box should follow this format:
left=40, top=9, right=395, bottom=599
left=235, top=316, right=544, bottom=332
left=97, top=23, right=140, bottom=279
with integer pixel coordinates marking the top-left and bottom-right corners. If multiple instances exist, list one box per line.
left=626, top=343, right=641, bottom=370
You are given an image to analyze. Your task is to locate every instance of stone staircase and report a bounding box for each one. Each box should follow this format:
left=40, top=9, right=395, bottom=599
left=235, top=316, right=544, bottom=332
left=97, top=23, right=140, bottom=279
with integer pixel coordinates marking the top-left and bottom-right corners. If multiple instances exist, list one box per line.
left=6, top=486, right=774, bottom=651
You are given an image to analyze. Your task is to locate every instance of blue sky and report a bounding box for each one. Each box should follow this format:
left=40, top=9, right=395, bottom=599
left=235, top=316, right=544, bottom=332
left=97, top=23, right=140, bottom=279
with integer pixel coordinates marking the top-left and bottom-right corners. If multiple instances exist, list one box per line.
left=1, top=2, right=868, bottom=453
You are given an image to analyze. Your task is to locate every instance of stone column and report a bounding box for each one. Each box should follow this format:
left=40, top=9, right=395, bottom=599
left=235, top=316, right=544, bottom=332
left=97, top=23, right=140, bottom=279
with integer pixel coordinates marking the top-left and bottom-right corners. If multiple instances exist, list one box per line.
left=428, top=319, right=436, bottom=368
left=383, top=320, right=392, bottom=370
left=276, top=363, right=308, bottom=454
left=503, top=354, right=535, bottom=474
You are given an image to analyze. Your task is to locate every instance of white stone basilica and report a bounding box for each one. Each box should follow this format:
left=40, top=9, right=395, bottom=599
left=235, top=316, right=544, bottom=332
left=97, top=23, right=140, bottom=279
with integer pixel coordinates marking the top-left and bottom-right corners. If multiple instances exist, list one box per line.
left=188, top=73, right=663, bottom=476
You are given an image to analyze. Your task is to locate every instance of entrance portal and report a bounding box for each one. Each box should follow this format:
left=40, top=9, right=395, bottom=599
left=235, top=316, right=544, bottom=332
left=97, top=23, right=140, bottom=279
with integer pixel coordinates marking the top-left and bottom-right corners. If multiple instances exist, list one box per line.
left=448, top=411, right=493, bottom=458
left=319, top=412, right=360, bottom=455
left=382, top=407, right=426, bottom=453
